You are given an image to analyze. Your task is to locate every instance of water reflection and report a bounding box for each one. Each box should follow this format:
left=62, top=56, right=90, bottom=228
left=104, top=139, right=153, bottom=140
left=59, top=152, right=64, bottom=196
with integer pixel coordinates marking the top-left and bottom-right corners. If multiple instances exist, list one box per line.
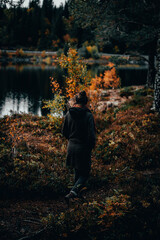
left=0, top=92, right=41, bottom=116
left=0, top=65, right=57, bottom=117
left=0, top=64, right=148, bottom=117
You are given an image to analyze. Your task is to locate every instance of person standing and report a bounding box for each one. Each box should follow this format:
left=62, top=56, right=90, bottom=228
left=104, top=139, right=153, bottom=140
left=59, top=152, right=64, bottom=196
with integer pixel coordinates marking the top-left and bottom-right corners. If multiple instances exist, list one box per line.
left=62, top=91, right=96, bottom=204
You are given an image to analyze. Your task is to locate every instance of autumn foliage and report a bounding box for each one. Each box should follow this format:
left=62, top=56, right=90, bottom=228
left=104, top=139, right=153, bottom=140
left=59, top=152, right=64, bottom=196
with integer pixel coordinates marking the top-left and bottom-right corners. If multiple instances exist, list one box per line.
left=87, top=62, right=120, bottom=112
left=1, top=89, right=160, bottom=239
left=59, top=48, right=90, bottom=99
left=43, top=48, right=91, bottom=118
left=1, top=49, right=160, bottom=239
left=44, top=48, right=120, bottom=115
left=89, top=62, right=120, bottom=91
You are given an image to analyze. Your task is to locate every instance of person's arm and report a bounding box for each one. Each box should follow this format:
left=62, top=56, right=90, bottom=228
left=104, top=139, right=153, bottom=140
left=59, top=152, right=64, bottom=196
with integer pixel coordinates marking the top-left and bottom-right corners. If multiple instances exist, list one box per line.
left=88, top=114, right=96, bottom=150
left=62, top=113, right=69, bottom=140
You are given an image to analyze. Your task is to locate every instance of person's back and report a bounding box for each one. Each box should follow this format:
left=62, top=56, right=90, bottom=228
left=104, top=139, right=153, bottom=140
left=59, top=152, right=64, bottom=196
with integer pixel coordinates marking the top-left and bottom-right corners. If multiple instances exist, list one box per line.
left=63, top=106, right=95, bottom=149
left=62, top=91, right=96, bottom=205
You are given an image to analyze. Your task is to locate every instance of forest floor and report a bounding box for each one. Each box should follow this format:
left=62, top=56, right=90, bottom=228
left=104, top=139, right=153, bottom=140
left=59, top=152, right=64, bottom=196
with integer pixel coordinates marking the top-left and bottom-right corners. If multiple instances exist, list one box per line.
left=0, top=86, right=160, bottom=240
left=0, top=186, right=111, bottom=240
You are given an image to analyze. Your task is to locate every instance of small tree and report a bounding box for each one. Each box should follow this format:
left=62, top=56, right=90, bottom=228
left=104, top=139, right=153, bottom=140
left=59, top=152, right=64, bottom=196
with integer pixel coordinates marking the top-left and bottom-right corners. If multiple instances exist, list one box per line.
left=59, top=48, right=90, bottom=99
left=44, top=48, right=121, bottom=117
left=43, top=48, right=90, bottom=120
left=88, top=62, right=120, bottom=112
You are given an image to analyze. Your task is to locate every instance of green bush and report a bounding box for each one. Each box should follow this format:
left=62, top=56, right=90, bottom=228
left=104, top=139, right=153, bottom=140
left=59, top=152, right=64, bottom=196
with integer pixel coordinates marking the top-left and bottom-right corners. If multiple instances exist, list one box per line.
left=78, top=45, right=100, bottom=59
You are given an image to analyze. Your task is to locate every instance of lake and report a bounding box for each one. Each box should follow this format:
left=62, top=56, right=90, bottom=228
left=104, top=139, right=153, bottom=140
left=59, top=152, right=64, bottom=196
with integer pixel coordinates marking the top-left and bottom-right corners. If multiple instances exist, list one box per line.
left=0, top=64, right=148, bottom=117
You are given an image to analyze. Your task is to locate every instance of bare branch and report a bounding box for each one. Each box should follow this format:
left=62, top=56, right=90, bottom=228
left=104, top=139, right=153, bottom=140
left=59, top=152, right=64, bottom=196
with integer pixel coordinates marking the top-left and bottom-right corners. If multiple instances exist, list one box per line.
left=18, top=227, right=46, bottom=240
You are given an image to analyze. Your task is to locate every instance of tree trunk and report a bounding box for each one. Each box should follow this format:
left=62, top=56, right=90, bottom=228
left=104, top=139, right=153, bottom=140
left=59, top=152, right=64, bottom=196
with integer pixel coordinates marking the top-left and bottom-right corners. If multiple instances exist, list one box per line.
left=147, top=53, right=156, bottom=88
left=154, top=34, right=160, bottom=113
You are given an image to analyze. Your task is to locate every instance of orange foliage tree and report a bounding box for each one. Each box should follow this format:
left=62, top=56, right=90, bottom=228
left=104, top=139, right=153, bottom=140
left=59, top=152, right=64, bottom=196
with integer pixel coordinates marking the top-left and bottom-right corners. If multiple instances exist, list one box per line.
left=43, top=48, right=90, bottom=119
left=87, top=62, right=120, bottom=112
left=59, top=48, right=90, bottom=99
left=89, top=62, right=120, bottom=90
left=44, top=48, right=120, bottom=117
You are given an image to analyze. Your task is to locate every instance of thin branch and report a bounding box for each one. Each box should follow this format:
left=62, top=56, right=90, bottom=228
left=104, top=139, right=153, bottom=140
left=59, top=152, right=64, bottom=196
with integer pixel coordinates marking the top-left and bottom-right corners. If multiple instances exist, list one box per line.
left=22, top=219, right=42, bottom=225
left=18, top=227, right=46, bottom=240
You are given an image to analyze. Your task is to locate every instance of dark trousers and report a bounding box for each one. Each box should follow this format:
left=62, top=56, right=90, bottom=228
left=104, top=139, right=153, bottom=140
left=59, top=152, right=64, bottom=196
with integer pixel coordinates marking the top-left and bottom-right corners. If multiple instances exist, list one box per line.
left=71, top=168, right=90, bottom=195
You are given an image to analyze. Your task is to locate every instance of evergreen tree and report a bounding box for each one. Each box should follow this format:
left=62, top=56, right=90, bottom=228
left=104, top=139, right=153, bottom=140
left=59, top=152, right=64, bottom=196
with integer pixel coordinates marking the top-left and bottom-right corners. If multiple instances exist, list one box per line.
left=28, top=0, right=41, bottom=47
left=38, top=0, right=53, bottom=49
left=69, top=0, right=160, bottom=112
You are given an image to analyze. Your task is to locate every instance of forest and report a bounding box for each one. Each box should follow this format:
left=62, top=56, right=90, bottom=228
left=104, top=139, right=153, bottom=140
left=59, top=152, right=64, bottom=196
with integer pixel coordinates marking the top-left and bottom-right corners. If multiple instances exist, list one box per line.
left=0, top=0, right=95, bottom=51
left=0, top=0, right=160, bottom=240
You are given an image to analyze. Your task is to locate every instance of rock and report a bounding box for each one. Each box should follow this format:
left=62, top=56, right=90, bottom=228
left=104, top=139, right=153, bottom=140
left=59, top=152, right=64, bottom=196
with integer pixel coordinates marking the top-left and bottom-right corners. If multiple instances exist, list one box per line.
left=97, top=101, right=108, bottom=112
left=100, top=90, right=110, bottom=97
left=107, top=101, right=113, bottom=108
left=95, top=86, right=143, bottom=113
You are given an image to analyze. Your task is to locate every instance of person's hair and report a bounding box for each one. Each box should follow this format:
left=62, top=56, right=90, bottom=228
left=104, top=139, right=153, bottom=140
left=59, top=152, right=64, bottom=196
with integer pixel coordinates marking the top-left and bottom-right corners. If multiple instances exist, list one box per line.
left=75, top=91, right=88, bottom=105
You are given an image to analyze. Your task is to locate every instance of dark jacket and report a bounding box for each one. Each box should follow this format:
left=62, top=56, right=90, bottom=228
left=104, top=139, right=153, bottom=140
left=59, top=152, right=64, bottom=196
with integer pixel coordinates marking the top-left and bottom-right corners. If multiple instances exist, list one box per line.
left=62, top=107, right=96, bottom=171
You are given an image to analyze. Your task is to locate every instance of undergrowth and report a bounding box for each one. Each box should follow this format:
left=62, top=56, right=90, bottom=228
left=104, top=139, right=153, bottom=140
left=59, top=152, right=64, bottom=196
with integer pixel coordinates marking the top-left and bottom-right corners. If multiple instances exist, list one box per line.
left=0, top=87, right=160, bottom=239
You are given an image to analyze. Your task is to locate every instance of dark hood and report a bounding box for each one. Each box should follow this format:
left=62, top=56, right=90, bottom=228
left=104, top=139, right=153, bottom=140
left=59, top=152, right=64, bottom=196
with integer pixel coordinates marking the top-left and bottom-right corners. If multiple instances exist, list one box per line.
left=69, top=107, right=90, bottom=119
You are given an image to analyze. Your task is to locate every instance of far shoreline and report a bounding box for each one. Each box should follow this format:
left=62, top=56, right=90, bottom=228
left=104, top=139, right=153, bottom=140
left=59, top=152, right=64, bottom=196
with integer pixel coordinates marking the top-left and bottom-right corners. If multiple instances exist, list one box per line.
left=0, top=49, right=148, bottom=66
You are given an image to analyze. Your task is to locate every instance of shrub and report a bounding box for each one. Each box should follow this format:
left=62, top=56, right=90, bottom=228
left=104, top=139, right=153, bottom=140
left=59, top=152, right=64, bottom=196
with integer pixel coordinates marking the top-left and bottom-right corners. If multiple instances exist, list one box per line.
left=15, top=48, right=26, bottom=57
left=95, top=98, right=160, bottom=170
left=86, top=45, right=100, bottom=59
left=43, top=48, right=91, bottom=120
left=78, top=45, right=100, bottom=59
left=41, top=194, right=131, bottom=238
left=57, top=48, right=63, bottom=57
left=41, top=50, right=46, bottom=58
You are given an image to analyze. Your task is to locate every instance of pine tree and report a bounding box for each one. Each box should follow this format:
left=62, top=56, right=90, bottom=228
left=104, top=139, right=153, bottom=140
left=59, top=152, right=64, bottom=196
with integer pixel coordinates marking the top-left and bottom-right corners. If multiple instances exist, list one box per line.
left=69, top=0, right=160, bottom=112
